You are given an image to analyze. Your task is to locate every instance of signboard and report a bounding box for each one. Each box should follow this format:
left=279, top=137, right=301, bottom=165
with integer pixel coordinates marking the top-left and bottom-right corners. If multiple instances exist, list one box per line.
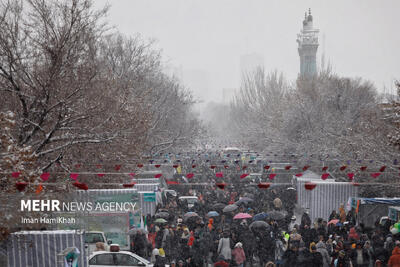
left=143, top=192, right=156, bottom=202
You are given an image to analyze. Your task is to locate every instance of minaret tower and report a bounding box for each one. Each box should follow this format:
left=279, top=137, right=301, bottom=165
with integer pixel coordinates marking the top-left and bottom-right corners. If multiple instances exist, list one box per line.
left=297, top=9, right=319, bottom=77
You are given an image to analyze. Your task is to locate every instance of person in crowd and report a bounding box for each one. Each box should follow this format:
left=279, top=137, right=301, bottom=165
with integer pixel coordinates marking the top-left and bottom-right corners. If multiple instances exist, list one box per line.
left=232, top=242, right=246, bottom=267
left=350, top=241, right=369, bottom=267
left=217, top=231, right=232, bottom=263
left=388, top=241, right=400, bottom=267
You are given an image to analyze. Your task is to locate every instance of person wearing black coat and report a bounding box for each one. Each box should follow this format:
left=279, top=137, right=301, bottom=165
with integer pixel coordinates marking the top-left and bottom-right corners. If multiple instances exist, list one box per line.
left=309, top=245, right=323, bottom=267
left=282, top=244, right=299, bottom=267
left=350, top=242, right=370, bottom=267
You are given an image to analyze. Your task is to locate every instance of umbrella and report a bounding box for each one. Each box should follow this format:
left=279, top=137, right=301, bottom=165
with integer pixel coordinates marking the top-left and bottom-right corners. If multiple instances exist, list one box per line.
left=328, top=219, right=339, bottom=226
left=155, top=212, right=169, bottom=219
left=212, top=203, right=226, bottom=210
left=184, top=212, right=199, bottom=218
left=235, top=197, right=254, bottom=206
left=223, top=204, right=238, bottom=213
left=253, top=212, right=269, bottom=221
left=233, top=213, right=252, bottom=220
left=268, top=210, right=287, bottom=221
left=207, top=211, right=220, bottom=217
left=249, top=221, right=270, bottom=231
left=243, top=193, right=255, bottom=198
left=154, top=218, right=167, bottom=224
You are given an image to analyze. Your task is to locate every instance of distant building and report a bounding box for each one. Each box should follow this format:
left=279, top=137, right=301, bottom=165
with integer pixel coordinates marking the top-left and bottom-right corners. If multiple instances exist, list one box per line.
left=297, top=9, right=319, bottom=77
left=240, top=53, right=264, bottom=74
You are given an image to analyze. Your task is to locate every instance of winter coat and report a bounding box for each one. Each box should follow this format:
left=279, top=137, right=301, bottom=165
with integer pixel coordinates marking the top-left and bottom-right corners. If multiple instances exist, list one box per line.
left=388, top=247, right=400, bottom=267
left=232, top=247, right=246, bottom=265
left=310, top=251, right=323, bottom=267
left=350, top=248, right=369, bottom=267
left=275, top=239, right=286, bottom=261
left=348, top=228, right=359, bottom=241
left=316, top=241, right=331, bottom=267
left=214, top=260, right=229, bottom=267
left=218, top=237, right=232, bottom=260
left=154, top=255, right=167, bottom=267
left=282, top=249, right=298, bottom=267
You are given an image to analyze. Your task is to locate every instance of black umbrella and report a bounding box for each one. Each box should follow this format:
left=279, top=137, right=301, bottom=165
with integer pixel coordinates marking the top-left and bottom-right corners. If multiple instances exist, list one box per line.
left=223, top=204, right=238, bottom=213
left=235, top=197, right=254, bottom=206
left=249, top=220, right=270, bottom=231
left=268, top=210, right=287, bottom=221
left=155, top=211, right=169, bottom=219
left=211, top=203, right=226, bottom=211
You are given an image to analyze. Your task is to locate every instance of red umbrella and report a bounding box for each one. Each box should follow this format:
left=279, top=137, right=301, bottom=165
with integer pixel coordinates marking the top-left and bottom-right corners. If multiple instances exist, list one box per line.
left=371, top=172, right=381, bottom=178
left=233, top=213, right=252, bottom=220
left=12, top=172, right=21, bottom=178
left=347, top=173, right=354, bottom=180
left=186, top=173, right=194, bottom=179
left=264, top=165, right=270, bottom=170
left=322, top=166, right=328, bottom=171
left=328, top=219, right=339, bottom=225
left=154, top=173, right=162, bottom=178
left=216, top=172, right=224, bottom=178
left=360, top=166, right=367, bottom=171
left=70, top=173, right=79, bottom=180
left=269, top=174, right=276, bottom=180
left=295, top=173, right=303, bottom=177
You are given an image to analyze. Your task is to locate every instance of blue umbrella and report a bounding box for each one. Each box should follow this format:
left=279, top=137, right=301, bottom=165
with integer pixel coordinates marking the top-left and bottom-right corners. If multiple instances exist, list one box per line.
left=253, top=212, right=268, bottom=221
left=207, top=211, right=220, bottom=217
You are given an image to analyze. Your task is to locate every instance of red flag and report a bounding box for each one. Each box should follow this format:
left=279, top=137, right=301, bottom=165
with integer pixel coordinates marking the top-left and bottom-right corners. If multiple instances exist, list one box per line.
left=216, top=183, right=226, bottom=189
left=123, top=182, right=135, bottom=188
left=97, top=173, right=105, bottom=177
left=258, top=183, right=271, bottom=189
left=371, top=172, right=381, bottom=178
left=285, top=165, right=292, bottom=170
left=12, top=172, right=21, bottom=178
left=16, top=182, right=28, bottom=192
left=73, top=181, right=88, bottom=190
left=322, top=166, right=328, bottom=171
left=155, top=164, right=161, bottom=168
left=216, top=172, right=224, bottom=178
left=40, top=172, right=50, bottom=181
left=305, top=182, right=317, bottom=190
left=210, top=165, right=216, bottom=169
left=295, top=173, right=303, bottom=177
left=340, top=165, right=347, bottom=171
left=240, top=173, right=249, bottom=179
left=154, top=173, right=162, bottom=178
left=360, top=166, right=367, bottom=171
left=269, top=173, right=276, bottom=180
left=264, top=165, right=270, bottom=170
left=192, top=165, right=196, bottom=168
left=129, top=172, right=135, bottom=177
left=114, top=165, right=121, bottom=171
left=137, top=164, right=144, bottom=168
left=70, top=173, right=79, bottom=180
left=302, top=165, right=310, bottom=171
left=379, top=166, right=386, bottom=172
left=347, top=173, right=355, bottom=180
left=166, top=180, right=180, bottom=185
left=321, top=173, right=329, bottom=180
left=186, top=173, right=194, bottom=179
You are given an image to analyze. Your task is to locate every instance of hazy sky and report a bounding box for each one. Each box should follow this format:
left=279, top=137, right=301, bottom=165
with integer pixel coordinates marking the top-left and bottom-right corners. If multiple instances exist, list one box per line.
left=94, top=0, right=400, bottom=102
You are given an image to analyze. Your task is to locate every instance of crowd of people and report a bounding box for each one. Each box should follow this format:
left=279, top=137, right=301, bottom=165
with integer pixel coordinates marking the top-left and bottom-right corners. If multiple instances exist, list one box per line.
left=127, top=152, right=400, bottom=267
left=129, top=190, right=400, bottom=267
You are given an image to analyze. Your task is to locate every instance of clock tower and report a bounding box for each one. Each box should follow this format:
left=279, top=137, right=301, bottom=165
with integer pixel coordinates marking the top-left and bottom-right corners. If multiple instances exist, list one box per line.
left=297, top=9, right=319, bottom=77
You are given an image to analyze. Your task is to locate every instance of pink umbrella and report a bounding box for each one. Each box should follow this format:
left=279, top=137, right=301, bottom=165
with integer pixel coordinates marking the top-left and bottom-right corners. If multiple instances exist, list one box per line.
left=328, top=219, right=339, bottom=225
left=233, top=213, right=252, bottom=220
